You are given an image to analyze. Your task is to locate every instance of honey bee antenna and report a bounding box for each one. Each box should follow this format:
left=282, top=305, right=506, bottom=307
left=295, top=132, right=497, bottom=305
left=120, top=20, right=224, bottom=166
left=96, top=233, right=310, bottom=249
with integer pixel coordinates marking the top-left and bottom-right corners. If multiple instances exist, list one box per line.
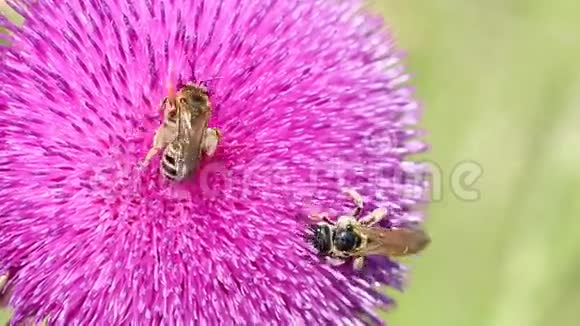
left=198, top=77, right=224, bottom=91
left=200, top=77, right=224, bottom=82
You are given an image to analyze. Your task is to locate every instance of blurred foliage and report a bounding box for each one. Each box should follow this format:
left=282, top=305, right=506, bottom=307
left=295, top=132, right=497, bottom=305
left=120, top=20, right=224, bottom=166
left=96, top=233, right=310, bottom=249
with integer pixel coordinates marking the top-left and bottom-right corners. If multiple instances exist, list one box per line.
left=2, top=0, right=580, bottom=325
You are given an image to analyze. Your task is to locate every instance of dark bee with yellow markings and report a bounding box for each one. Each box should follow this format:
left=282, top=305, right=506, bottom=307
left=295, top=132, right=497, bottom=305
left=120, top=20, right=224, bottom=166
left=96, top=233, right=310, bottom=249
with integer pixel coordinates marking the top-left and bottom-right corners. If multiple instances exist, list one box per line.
left=307, top=188, right=430, bottom=270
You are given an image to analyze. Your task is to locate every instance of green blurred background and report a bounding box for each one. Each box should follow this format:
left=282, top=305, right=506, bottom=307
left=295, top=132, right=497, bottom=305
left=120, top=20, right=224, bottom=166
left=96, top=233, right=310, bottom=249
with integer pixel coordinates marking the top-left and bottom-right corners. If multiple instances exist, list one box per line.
left=371, top=1, right=580, bottom=326
left=2, top=0, right=580, bottom=325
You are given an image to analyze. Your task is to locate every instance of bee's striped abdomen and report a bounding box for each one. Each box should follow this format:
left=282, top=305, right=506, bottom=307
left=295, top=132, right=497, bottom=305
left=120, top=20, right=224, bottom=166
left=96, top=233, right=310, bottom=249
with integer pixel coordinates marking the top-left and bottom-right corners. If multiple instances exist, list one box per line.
left=160, top=143, right=185, bottom=181
left=161, top=150, right=178, bottom=180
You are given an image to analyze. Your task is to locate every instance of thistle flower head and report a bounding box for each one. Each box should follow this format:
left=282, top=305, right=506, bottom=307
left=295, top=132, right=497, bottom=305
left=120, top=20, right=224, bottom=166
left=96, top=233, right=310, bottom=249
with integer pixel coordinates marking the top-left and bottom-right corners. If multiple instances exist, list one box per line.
left=0, top=0, right=430, bottom=324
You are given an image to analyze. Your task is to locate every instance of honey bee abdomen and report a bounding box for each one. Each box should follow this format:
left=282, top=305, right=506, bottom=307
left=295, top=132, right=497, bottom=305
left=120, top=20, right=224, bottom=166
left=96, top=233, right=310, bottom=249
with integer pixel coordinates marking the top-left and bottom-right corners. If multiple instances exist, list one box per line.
left=161, top=160, right=177, bottom=179
left=164, top=153, right=176, bottom=165
left=160, top=147, right=179, bottom=180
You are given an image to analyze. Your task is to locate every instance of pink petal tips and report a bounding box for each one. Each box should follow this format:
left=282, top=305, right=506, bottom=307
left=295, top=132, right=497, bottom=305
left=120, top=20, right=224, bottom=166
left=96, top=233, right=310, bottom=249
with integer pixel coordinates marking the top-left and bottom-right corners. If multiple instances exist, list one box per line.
left=0, top=0, right=431, bottom=324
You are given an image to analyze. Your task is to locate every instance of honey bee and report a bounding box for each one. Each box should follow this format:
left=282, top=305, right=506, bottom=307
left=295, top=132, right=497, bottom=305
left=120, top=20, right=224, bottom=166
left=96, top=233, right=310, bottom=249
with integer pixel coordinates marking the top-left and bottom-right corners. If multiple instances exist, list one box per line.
left=307, top=188, right=430, bottom=270
left=140, top=82, right=221, bottom=181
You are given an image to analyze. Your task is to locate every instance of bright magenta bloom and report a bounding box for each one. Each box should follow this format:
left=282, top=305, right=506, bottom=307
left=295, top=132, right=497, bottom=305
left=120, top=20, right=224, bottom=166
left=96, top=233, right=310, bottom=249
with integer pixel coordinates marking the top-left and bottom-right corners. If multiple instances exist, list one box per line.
left=0, top=0, right=430, bottom=324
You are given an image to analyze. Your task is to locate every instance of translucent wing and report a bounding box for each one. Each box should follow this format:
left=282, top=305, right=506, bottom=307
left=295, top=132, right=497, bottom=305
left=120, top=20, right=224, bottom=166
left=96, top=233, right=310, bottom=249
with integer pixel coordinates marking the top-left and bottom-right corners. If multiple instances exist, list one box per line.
left=175, top=101, right=210, bottom=173
left=352, top=225, right=430, bottom=257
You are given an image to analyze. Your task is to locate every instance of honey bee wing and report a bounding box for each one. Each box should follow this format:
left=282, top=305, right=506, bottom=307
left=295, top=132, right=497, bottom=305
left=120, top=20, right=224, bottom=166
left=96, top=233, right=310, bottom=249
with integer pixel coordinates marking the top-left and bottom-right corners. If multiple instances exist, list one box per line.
left=177, top=103, right=209, bottom=163
left=353, top=225, right=430, bottom=257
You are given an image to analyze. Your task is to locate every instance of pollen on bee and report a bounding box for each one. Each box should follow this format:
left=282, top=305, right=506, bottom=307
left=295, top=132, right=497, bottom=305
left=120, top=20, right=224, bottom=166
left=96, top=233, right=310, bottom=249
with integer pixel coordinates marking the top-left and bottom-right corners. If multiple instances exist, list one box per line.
left=161, top=63, right=177, bottom=117
left=165, top=60, right=177, bottom=99
left=166, top=79, right=176, bottom=99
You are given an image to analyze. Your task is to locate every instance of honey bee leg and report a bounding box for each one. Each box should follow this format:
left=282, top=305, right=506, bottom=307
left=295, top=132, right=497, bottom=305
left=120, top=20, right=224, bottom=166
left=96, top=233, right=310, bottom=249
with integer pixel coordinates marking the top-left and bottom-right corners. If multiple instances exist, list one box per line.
left=353, top=257, right=365, bottom=270
left=0, top=272, right=12, bottom=308
left=140, top=126, right=172, bottom=168
left=335, top=216, right=358, bottom=229
left=341, top=187, right=364, bottom=217
left=310, top=212, right=334, bottom=224
left=0, top=273, right=7, bottom=290
left=325, top=257, right=346, bottom=266
left=159, top=97, right=168, bottom=111
left=359, top=207, right=388, bottom=227
left=202, top=128, right=221, bottom=157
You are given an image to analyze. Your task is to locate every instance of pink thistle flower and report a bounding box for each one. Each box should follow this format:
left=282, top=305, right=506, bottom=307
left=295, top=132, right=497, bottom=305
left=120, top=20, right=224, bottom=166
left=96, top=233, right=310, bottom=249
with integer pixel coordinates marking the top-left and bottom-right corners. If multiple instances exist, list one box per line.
left=0, top=0, right=430, bottom=324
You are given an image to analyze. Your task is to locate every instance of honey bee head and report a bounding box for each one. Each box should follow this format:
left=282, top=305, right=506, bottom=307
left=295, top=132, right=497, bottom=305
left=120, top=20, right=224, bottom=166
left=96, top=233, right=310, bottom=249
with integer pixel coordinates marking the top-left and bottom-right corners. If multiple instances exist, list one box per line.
left=178, top=84, right=210, bottom=106
left=306, top=223, right=333, bottom=256
left=333, top=225, right=362, bottom=252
